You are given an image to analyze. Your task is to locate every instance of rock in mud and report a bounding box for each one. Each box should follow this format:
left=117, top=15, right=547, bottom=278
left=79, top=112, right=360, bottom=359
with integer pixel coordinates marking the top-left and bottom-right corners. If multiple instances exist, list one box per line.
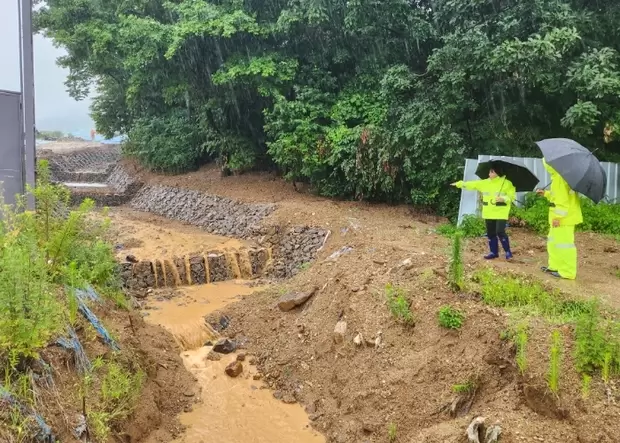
left=333, top=320, right=347, bottom=344
left=225, top=361, right=243, bottom=377
left=205, top=351, right=221, bottom=361
left=213, top=338, right=237, bottom=354
left=484, top=424, right=502, bottom=443
left=236, top=352, right=246, bottom=362
left=353, top=333, right=363, bottom=346
left=466, top=416, right=485, bottom=443
left=277, top=286, right=318, bottom=311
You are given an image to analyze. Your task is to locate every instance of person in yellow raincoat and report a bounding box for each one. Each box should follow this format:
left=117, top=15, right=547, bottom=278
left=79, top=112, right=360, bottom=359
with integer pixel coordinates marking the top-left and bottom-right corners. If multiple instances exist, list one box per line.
left=451, top=166, right=516, bottom=259
left=536, top=159, right=582, bottom=279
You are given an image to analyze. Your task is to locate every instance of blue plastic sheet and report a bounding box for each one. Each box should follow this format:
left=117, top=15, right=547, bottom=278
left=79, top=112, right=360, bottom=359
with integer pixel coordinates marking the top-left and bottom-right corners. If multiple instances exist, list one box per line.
left=0, top=385, right=54, bottom=442
left=73, top=286, right=120, bottom=352
left=55, top=326, right=91, bottom=373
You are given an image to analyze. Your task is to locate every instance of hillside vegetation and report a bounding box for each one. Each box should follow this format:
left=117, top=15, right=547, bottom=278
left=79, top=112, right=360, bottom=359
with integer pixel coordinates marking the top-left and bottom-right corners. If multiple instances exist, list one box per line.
left=36, top=0, right=620, bottom=215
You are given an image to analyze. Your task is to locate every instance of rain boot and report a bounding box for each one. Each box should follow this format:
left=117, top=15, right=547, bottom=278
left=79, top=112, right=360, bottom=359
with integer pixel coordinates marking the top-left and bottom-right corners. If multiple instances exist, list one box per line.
left=484, top=237, right=499, bottom=260
left=499, top=235, right=513, bottom=260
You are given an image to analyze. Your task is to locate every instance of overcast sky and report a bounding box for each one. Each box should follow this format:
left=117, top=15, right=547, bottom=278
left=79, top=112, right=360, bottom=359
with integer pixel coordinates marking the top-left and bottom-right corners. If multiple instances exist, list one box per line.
left=1, top=1, right=94, bottom=133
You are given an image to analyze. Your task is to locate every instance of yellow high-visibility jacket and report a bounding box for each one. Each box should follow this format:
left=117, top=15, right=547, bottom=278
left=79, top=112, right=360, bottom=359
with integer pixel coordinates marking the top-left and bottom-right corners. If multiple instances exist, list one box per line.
left=454, top=176, right=516, bottom=220
left=542, top=159, right=583, bottom=226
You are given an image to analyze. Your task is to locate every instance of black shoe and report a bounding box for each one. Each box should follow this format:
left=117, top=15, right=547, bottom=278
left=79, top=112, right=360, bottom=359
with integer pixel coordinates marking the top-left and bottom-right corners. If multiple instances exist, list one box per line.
left=541, top=266, right=557, bottom=273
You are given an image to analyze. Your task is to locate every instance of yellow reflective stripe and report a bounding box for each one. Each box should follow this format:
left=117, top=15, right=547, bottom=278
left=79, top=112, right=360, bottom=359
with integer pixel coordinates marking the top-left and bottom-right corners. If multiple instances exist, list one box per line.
left=555, top=243, right=576, bottom=249
left=553, top=209, right=568, bottom=216
left=547, top=237, right=554, bottom=242
left=482, top=192, right=491, bottom=196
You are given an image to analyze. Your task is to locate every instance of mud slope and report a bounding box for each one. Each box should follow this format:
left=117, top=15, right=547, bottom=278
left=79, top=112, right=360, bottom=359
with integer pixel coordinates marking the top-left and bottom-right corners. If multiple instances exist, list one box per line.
left=122, top=162, right=620, bottom=443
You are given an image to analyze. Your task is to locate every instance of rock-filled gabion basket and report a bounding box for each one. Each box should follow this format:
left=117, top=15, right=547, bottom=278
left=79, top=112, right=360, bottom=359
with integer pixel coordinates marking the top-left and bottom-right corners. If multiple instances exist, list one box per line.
left=120, top=247, right=271, bottom=290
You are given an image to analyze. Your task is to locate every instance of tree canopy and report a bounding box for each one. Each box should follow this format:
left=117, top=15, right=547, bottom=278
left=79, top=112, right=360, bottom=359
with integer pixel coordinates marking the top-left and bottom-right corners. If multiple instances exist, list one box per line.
left=36, top=0, right=620, bottom=214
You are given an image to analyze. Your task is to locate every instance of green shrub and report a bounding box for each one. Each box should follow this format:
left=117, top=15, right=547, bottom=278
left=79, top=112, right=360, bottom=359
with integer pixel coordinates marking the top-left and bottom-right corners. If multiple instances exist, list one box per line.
left=385, top=284, right=414, bottom=325
left=512, top=192, right=620, bottom=236
left=449, top=232, right=465, bottom=291
left=438, top=305, right=465, bottom=329
left=573, top=306, right=615, bottom=375
left=0, top=161, right=120, bottom=361
left=436, top=215, right=486, bottom=238
left=124, top=112, right=207, bottom=173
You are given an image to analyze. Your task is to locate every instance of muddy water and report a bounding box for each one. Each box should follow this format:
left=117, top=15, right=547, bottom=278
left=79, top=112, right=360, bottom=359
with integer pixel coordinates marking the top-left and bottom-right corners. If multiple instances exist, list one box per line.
left=144, top=282, right=324, bottom=443
left=108, top=209, right=245, bottom=261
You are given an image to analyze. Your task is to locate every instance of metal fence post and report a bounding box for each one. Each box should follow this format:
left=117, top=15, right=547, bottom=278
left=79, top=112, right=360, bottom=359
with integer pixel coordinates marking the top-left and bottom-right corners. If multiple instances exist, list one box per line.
left=19, top=0, right=36, bottom=209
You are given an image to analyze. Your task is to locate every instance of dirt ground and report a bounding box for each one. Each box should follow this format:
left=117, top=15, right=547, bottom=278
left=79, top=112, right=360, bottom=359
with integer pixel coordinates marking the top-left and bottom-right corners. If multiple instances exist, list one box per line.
left=118, top=158, right=620, bottom=443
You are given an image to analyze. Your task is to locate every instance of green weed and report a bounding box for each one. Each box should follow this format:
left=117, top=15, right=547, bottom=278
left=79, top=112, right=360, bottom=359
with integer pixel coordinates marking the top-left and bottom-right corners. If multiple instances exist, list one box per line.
left=452, top=379, right=476, bottom=394
left=602, top=352, right=612, bottom=384
left=515, top=324, right=529, bottom=375
left=436, top=215, right=486, bottom=238
left=387, top=422, right=397, bottom=442
left=88, top=361, right=145, bottom=442
left=385, top=284, right=414, bottom=325
left=581, top=374, right=592, bottom=399
left=448, top=232, right=464, bottom=291
left=547, top=330, right=562, bottom=395
left=438, top=305, right=465, bottom=329
left=574, top=307, right=608, bottom=375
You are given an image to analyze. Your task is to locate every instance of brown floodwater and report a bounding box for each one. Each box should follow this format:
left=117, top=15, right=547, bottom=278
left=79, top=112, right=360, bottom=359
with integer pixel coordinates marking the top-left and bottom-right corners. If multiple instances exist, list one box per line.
left=108, top=209, right=246, bottom=261
left=144, top=282, right=324, bottom=443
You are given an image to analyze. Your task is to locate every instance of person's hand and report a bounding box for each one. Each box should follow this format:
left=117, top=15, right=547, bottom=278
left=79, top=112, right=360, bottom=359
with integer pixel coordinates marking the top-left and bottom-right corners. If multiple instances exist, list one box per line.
left=450, top=182, right=458, bottom=187
left=536, top=189, right=545, bottom=196
left=495, top=196, right=505, bottom=203
left=552, top=219, right=560, bottom=228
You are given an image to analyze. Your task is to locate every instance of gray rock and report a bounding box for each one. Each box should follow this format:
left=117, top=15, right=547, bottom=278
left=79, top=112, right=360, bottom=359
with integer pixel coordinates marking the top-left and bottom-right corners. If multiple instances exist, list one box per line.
left=213, top=338, right=237, bottom=354
left=278, top=287, right=318, bottom=311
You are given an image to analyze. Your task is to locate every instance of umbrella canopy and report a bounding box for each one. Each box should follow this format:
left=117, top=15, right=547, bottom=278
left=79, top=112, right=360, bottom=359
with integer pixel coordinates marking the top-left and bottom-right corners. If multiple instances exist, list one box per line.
left=475, top=157, right=539, bottom=192
left=535, top=138, right=607, bottom=203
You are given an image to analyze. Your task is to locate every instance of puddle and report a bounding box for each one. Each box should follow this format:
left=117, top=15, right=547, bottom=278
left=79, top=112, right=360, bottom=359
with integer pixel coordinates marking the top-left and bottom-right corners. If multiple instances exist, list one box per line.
left=143, top=281, right=324, bottom=443
left=108, top=209, right=245, bottom=260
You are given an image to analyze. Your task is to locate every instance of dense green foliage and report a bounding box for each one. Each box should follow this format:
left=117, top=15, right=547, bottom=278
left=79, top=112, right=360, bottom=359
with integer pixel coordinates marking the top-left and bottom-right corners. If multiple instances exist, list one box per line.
left=0, top=162, right=139, bottom=441
left=36, top=0, right=620, bottom=213
left=512, top=193, right=620, bottom=235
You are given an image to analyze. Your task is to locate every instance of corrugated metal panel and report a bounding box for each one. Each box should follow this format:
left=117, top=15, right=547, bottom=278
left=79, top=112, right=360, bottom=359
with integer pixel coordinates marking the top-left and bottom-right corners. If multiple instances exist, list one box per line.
left=457, top=155, right=620, bottom=225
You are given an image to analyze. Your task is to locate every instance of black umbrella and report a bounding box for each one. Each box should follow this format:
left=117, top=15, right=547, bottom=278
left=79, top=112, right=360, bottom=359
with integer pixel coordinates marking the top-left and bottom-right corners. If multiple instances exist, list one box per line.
left=535, top=138, right=607, bottom=203
left=475, top=157, right=539, bottom=192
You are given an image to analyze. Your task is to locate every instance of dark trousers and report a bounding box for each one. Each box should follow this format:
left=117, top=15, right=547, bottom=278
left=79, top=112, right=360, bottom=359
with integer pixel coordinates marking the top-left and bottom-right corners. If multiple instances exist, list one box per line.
left=485, top=219, right=507, bottom=239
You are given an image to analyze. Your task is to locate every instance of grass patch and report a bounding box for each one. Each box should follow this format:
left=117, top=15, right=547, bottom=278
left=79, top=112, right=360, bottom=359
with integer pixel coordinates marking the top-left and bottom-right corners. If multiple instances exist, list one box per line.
left=385, top=284, right=414, bottom=325
left=473, top=269, right=592, bottom=321
left=88, top=361, right=145, bottom=442
left=452, top=379, right=476, bottom=394
left=438, top=305, right=465, bottom=329
left=387, top=422, right=397, bottom=442
left=436, top=215, right=486, bottom=239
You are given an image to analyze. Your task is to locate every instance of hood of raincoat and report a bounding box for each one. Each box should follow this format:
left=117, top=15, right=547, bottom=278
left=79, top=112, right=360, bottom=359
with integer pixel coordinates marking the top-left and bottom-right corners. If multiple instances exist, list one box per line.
left=542, top=158, right=558, bottom=178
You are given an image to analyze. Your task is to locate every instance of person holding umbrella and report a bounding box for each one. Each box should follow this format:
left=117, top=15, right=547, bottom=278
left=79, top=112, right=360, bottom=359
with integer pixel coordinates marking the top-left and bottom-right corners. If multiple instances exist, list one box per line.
left=451, top=161, right=519, bottom=259
left=535, top=138, right=607, bottom=280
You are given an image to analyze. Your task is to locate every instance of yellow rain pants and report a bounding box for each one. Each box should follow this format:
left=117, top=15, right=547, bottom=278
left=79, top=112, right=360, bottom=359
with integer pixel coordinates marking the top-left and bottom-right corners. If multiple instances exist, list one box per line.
left=547, top=225, right=577, bottom=280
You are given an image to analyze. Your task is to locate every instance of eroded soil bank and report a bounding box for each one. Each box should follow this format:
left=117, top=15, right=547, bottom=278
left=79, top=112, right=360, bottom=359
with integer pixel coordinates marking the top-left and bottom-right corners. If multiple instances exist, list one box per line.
left=40, top=142, right=620, bottom=443
left=112, top=209, right=323, bottom=443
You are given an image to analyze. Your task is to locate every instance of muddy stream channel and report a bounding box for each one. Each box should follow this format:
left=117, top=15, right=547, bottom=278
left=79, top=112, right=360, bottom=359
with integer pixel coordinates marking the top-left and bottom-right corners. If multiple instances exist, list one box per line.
left=110, top=209, right=324, bottom=443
